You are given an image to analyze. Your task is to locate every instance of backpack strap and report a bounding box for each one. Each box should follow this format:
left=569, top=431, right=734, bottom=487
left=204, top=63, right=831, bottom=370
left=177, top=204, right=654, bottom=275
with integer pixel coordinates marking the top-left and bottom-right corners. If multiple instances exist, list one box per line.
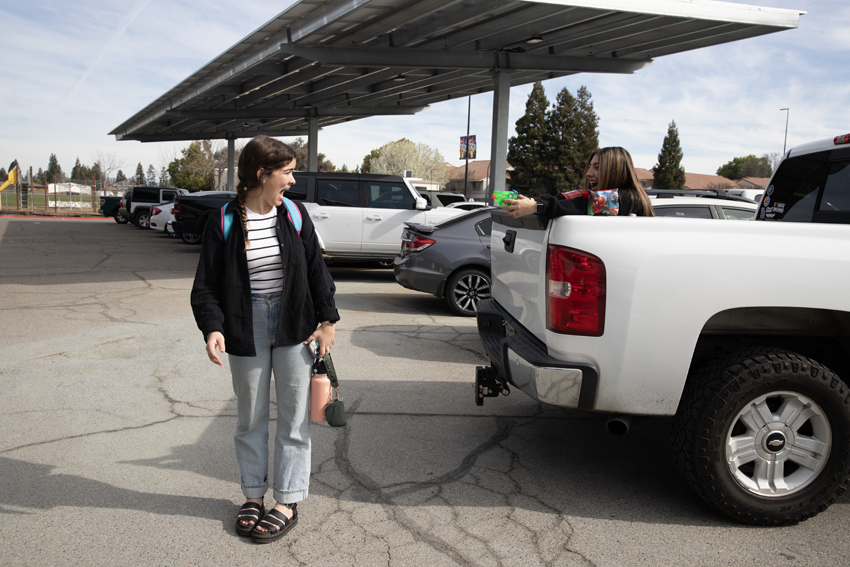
left=221, top=203, right=234, bottom=242
left=223, top=199, right=299, bottom=242
left=281, top=197, right=302, bottom=236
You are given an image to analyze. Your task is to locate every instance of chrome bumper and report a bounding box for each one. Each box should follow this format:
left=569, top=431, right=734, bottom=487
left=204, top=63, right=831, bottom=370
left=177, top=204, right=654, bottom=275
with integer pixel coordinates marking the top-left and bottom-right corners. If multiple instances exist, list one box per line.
left=476, top=299, right=598, bottom=410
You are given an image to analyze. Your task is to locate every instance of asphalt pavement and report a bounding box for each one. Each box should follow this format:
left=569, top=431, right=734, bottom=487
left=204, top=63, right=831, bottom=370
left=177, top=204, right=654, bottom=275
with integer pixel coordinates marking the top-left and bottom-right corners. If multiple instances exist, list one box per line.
left=1, top=216, right=849, bottom=567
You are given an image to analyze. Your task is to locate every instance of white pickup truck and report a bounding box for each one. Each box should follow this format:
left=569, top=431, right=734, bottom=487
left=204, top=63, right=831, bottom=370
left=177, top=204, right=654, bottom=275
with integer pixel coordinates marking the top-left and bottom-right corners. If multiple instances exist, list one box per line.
left=475, top=135, right=850, bottom=525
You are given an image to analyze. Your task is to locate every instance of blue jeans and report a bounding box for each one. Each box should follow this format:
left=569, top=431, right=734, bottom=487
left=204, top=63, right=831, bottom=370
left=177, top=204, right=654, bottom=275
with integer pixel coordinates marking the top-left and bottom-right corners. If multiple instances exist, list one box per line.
left=228, top=292, right=313, bottom=504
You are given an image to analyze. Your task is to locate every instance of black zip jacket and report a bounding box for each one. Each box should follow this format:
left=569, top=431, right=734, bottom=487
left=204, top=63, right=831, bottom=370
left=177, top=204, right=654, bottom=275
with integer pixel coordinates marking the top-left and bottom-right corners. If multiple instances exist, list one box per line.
left=535, top=189, right=649, bottom=218
left=190, top=198, right=339, bottom=357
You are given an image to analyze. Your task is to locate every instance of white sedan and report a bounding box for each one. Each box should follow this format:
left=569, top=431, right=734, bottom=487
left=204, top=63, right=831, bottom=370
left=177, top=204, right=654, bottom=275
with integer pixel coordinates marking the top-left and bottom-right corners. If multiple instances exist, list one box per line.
left=149, top=202, right=178, bottom=236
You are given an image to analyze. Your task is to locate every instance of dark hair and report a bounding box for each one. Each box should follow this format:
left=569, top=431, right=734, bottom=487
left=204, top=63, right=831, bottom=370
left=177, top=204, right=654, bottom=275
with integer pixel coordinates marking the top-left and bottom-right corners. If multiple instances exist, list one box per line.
left=584, top=146, right=655, bottom=217
left=235, top=136, right=297, bottom=249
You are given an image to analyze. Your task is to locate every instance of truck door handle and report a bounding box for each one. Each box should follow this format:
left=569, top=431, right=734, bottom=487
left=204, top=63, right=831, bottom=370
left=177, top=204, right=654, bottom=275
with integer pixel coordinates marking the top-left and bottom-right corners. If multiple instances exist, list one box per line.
left=503, top=230, right=516, bottom=253
left=313, top=212, right=329, bottom=219
left=366, top=215, right=382, bottom=221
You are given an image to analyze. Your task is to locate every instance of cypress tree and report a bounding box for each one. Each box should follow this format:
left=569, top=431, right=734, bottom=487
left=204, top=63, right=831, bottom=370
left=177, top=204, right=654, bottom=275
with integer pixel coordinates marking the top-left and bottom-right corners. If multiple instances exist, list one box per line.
left=507, top=82, right=550, bottom=196
left=545, top=85, right=599, bottom=193
left=652, top=120, right=686, bottom=190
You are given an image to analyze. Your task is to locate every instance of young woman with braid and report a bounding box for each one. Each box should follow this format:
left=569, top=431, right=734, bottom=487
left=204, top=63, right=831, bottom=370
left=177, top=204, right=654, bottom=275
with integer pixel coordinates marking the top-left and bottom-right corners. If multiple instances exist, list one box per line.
left=504, top=146, right=655, bottom=219
left=191, top=135, right=339, bottom=544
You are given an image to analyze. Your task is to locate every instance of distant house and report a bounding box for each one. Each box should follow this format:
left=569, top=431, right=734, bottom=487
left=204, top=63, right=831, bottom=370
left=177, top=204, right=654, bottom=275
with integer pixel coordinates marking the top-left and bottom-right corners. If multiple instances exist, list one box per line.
left=445, top=160, right=513, bottom=200
left=634, top=168, right=739, bottom=190
left=740, top=177, right=771, bottom=189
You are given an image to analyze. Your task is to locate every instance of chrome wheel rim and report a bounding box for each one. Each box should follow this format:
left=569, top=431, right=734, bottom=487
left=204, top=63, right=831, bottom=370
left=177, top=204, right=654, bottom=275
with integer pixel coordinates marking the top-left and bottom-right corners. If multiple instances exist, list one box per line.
left=726, top=390, right=831, bottom=497
left=452, top=273, right=490, bottom=314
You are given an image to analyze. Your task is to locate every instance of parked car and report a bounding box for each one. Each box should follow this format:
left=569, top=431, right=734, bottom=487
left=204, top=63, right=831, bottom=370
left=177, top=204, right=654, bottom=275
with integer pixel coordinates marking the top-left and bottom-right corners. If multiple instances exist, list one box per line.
left=172, top=191, right=236, bottom=243
left=118, top=186, right=189, bottom=228
left=394, top=207, right=497, bottom=316
left=755, top=133, right=850, bottom=224
left=648, top=190, right=758, bottom=219
left=97, top=195, right=127, bottom=223
left=446, top=201, right=488, bottom=211
left=285, top=172, right=464, bottom=262
left=149, top=203, right=177, bottom=236
left=418, top=191, right=467, bottom=208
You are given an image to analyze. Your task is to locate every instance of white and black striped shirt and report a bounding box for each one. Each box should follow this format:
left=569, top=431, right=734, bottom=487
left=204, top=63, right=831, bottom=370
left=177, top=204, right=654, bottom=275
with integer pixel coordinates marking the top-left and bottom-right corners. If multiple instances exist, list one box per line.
left=245, top=206, right=284, bottom=293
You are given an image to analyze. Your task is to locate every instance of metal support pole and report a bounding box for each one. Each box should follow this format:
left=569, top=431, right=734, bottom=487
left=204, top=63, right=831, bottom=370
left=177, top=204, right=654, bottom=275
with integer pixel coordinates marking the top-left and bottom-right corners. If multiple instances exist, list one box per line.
left=463, top=95, right=471, bottom=199
left=308, top=117, right=319, bottom=172
left=488, top=70, right=512, bottom=200
left=780, top=108, right=790, bottom=154
left=227, top=136, right=236, bottom=191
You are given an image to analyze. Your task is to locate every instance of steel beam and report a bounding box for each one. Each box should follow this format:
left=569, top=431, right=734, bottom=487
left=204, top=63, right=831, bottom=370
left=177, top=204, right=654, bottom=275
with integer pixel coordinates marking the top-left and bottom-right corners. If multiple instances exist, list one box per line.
left=165, top=106, right=427, bottom=121
left=277, top=44, right=650, bottom=74
left=488, top=70, right=512, bottom=197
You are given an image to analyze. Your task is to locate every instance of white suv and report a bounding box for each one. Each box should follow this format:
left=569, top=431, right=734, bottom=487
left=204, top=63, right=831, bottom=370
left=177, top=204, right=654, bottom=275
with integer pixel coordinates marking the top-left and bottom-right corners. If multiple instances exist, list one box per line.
left=756, top=133, right=850, bottom=224
left=286, top=172, right=463, bottom=262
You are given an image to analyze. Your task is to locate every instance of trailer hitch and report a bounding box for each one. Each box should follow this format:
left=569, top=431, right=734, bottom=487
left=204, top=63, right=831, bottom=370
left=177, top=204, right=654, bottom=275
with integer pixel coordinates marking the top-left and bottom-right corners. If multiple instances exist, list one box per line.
left=475, top=365, right=510, bottom=406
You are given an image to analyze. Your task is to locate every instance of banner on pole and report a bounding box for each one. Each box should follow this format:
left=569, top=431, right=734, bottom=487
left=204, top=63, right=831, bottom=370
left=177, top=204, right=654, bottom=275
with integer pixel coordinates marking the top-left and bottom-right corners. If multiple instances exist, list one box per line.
left=459, top=136, right=477, bottom=160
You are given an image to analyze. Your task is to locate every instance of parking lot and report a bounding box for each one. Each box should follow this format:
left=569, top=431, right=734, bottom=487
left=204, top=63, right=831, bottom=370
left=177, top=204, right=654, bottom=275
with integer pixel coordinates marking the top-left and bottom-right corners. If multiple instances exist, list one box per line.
left=2, top=216, right=849, bottom=567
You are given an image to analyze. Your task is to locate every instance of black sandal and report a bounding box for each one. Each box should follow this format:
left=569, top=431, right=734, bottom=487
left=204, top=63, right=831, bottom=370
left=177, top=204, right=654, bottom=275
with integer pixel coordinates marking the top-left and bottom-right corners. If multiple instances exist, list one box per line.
left=251, top=503, right=298, bottom=544
left=235, top=501, right=265, bottom=537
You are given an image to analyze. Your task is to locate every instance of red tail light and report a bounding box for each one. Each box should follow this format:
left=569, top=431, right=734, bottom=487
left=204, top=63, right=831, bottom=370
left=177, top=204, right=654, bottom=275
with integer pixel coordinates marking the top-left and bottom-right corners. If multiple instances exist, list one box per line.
left=119, top=199, right=123, bottom=207
left=546, top=245, right=606, bottom=336
left=173, top=200, right=181, bottom=214
left=99, top=198, right=105, bottom=206
left=835, top=134, right=850, bottom=145
left=151, top=207, right=162, bottom=215
left=402, top=234, right=435, bottom=253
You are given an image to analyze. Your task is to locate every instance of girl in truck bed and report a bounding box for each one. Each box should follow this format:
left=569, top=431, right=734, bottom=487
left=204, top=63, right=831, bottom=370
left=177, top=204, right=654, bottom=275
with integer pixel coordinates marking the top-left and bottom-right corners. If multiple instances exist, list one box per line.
left=504, top=146, right=655, bottom=218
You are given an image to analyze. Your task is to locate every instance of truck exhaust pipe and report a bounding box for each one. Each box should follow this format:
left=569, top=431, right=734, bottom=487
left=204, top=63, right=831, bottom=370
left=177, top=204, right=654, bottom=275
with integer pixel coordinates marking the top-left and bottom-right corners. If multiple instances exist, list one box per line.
left=606, top=415, right=632, bottom=436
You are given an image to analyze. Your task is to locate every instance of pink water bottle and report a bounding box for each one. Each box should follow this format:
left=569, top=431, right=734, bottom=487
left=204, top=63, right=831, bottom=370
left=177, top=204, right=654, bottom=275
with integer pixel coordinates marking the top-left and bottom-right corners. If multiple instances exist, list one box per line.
left=310, top=358, right=332, bottom=423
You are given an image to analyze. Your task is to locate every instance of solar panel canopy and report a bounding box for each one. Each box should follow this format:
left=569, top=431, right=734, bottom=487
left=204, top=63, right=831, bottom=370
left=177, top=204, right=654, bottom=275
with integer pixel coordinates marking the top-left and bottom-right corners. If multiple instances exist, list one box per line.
left=110, top=0, right=801, bottom=144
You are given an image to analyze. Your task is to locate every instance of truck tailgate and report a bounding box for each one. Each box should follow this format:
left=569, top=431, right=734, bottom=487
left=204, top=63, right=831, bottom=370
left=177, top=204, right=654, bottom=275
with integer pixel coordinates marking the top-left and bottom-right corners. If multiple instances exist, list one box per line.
left=489, top=209, right=549, bottom=342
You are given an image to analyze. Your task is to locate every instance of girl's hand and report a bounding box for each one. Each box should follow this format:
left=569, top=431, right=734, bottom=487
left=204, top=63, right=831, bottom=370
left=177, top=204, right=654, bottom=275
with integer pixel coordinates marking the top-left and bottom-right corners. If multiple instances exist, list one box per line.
left=504, top=196, right=537, bottom=218
left=305, top=323, right=336, bottom=358
left=206, top=332, right=226, bottom=366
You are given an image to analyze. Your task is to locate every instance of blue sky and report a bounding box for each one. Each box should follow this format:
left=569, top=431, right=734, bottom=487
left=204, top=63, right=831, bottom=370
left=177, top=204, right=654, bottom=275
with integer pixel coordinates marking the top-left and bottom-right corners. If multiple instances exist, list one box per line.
left=1, top=0, right=848, bottom=180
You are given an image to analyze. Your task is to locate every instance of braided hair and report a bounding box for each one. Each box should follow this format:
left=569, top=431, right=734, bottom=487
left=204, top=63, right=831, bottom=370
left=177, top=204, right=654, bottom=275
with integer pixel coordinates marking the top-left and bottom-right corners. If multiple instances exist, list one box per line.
left=235, top=136, right=298, bottom=250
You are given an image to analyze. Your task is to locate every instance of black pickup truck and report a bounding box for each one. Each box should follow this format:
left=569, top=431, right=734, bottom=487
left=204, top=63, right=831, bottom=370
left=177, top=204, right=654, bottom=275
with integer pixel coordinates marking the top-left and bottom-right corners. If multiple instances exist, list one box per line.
left=172, top=191, right=237, bottom=244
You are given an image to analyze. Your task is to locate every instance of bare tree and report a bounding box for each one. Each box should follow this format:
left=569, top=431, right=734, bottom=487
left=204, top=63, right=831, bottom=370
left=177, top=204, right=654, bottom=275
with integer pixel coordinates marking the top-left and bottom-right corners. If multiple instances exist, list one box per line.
left=91, top=150, right=125, bottom=182
left=763, top=151, right=782, bottom=173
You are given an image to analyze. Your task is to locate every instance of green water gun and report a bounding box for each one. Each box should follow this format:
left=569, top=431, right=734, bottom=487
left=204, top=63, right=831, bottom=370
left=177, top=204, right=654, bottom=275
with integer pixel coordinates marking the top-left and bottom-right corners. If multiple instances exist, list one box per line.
left=492, top=190, right=518, bottom=207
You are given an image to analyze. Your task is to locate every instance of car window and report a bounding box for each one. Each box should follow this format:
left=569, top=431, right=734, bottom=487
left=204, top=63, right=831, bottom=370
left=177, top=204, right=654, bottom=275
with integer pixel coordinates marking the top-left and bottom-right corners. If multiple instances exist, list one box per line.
left=653, top=206, right=713, bottom=219
left=475, top=218, right=493, bottom=236
left=317, top=179, right=358, bottom=207
left=761, top=152, right=828, bottom=221
left=162, top=190, right=177, bottom=202
left=133, top=187, right=159, bottom=202
left=287, top=176, right=308, bottom=201
left=437, top=194, right=466, bottom=206
left=720, top=207, right=755, bottom=220
left=817, top=160, right=850, bottom=212
left=367, top=182, right=414, bottom=209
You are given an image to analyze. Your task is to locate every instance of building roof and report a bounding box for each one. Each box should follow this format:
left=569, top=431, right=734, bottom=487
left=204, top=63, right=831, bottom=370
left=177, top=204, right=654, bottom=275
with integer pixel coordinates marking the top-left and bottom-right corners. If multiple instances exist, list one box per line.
left=110, top=0, right=802, bottom=143
left=684, top=172, right=739, bottom=190
left=740, top=176, right=771, bottom=188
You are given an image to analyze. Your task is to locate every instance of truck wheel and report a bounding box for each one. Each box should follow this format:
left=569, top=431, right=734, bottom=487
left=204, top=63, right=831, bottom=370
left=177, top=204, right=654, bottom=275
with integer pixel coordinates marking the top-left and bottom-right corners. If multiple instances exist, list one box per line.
left=181, top=232, right=201, bottom=244
left=135, top=211, right=151, bottom=229
left=446, top=268, right=491, bottom=317
left=672, top=348, right=850, bottom=525
left=114, top=210, right=129, bottom=224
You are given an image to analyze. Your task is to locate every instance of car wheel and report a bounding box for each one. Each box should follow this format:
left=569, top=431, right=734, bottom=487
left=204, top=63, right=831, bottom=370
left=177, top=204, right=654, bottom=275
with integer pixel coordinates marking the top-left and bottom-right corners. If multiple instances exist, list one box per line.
left=114, top=210, right=129, bottom=224
left=136, top=212, right=151, bottom=229
left=181, top=232, right=202, bottom=244
left=446, top=268, right=491, bottom=317
left=672, top=347, right=850, bottom=525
